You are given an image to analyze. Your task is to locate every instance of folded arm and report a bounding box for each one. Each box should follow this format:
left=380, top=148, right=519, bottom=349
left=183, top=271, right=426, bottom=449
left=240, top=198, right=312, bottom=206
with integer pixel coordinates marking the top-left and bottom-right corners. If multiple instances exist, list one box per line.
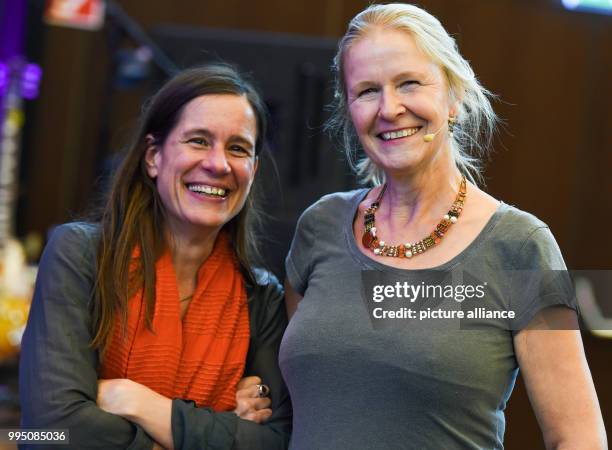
left=97, top=376, right=272, bottom=450
left=19, top=224, right=154, bottom=449
left=97, top=269, right=291, bottom=450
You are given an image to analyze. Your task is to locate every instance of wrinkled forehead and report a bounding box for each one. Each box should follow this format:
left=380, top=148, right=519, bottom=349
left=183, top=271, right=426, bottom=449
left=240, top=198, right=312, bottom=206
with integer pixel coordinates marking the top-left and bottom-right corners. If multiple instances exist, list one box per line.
left=343, top=26, right=423, bottom=63
left=342, top=27, right=445, bottom=87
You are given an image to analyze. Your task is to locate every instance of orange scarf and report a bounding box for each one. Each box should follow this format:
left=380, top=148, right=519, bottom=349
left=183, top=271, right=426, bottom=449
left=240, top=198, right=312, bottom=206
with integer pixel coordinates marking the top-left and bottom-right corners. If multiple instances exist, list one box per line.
left=100, top=233, right=250, bottom=411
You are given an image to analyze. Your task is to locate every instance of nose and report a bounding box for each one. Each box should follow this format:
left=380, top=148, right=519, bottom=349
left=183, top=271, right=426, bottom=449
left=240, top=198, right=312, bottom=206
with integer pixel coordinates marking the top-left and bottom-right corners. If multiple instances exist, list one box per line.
left=377, top=88, right=406, bottom=121
left=201, top=145, right=230, bottom=175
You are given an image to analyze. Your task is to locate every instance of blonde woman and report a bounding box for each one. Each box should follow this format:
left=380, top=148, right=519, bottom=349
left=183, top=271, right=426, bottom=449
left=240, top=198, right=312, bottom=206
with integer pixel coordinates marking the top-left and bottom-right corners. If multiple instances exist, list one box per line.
left=280, top=4, right=606, bottom=449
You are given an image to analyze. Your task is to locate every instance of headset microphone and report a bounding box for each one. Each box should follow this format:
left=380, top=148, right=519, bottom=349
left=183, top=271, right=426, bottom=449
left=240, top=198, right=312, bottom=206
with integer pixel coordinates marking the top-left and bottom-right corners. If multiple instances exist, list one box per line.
left=423, top=123, right=445, bottom=142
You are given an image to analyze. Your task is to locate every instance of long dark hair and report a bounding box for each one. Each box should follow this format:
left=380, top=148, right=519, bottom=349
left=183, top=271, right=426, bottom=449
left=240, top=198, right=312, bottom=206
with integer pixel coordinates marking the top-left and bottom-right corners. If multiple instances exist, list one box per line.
left=92, top=64, right=269, bottom=353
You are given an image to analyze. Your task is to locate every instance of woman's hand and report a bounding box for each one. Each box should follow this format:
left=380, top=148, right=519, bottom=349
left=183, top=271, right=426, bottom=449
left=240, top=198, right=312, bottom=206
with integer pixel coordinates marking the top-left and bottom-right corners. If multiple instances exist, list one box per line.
left=97, top=378, right=148, bottom=418
left=234, top=376, right=272, bottom=423
left=97, top=376, right=274, bottom=448
left=97, top=379, right=174, bottom=449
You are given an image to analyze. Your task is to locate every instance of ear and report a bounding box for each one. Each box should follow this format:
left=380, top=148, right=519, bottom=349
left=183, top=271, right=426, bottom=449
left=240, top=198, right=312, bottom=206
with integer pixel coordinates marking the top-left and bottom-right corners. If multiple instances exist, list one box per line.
left=144, top=134, right=159, bottom=178
left=253, top=156, right=259, bottom=176
left=448, top=91, right=463, bottom=120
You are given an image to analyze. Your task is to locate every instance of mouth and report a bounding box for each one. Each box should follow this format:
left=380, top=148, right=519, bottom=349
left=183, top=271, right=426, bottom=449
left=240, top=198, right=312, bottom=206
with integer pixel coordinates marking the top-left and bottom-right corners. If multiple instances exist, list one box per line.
left=378, top=127, right=422, bottom=141
left=186, top=183, right=229, bottom=199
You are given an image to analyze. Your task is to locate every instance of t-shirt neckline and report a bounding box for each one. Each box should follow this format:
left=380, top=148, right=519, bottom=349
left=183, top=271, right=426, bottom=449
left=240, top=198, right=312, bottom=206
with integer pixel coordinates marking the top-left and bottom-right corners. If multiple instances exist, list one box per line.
left=343, top=188, right=508, bottom=273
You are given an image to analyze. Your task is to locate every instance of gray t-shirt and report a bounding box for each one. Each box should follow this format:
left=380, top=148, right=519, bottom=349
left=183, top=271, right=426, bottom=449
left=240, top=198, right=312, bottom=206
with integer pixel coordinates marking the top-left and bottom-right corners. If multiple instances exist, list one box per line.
left=279, top=189, right=575, bottom=450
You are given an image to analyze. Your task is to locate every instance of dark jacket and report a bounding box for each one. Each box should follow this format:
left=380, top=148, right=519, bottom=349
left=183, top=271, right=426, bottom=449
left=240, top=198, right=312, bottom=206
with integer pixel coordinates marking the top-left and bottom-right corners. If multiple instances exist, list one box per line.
left=19, top=222, right=291, bottom=449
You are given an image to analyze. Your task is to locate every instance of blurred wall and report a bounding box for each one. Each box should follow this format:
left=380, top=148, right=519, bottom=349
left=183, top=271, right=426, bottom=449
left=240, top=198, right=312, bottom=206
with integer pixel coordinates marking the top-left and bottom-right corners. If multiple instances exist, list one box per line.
left=21, top=0, right=612, bottom=268
left=17, top=0, right=612, bottom=448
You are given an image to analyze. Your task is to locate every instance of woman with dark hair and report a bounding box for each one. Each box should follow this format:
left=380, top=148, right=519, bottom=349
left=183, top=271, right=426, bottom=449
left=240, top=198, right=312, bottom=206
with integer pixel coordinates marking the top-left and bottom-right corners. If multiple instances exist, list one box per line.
left=20, top=64, right=291, bottom=449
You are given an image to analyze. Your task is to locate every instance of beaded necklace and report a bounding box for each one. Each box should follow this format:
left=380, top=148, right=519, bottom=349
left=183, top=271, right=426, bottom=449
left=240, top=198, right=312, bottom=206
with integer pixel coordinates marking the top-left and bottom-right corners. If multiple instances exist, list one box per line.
left=361, top=176, right=467, bottom=258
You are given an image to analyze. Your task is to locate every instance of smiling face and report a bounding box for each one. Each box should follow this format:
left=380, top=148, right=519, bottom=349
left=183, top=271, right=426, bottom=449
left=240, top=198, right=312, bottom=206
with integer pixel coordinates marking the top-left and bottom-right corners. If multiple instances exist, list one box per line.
left=344, top=27, right=457, bottom=178
left=145, top=94, right=258, bottom=238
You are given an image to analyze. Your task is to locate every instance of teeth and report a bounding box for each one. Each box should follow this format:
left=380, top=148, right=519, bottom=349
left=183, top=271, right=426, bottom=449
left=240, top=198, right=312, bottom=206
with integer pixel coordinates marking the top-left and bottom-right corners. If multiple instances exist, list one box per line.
left=381, top=128, right=419, bottom=141
left=188, top=184, right=226, bottom=197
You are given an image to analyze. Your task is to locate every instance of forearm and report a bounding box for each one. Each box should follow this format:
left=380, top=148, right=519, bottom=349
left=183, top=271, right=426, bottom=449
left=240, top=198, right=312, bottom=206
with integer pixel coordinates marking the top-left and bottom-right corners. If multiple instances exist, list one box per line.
left=129, top=391, right=174, bottom=450
left=548, top=436, right=607, bottom=450
left=20, top=391, right=153, bottom=450
left=539, top=380, right=607, bottom=450
left=516, top=328, right=607, bottom=450
left=172, top=398, right=289, bottom=450
left=544, top=418, right=607, bottom=450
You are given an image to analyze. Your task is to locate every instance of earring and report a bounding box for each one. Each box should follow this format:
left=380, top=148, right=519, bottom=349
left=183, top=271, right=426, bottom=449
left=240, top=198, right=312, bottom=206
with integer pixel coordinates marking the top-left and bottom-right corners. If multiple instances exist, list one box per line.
left=448, top=116, right=457, bottom=138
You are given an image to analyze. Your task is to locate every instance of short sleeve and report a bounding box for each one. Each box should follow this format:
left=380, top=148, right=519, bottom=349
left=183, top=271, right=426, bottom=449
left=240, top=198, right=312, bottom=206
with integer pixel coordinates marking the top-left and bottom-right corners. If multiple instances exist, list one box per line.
left=515, top=226, right=567, bottom=270
left=285, top=206, right=318, bottom=295
left=509, top=226, right=578, bottom=335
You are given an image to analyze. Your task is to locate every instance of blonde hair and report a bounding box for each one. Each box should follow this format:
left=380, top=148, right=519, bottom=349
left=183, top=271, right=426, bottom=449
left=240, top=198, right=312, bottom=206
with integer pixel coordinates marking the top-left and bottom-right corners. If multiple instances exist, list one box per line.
left=327, top=3, right=498, bottom=185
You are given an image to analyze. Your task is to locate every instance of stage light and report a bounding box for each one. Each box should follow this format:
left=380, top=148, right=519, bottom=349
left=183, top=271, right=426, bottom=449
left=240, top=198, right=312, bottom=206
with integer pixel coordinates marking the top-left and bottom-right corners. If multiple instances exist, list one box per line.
left=0, top=63, right=8, bottom=96
left=562, top=0, right=612, bottom=14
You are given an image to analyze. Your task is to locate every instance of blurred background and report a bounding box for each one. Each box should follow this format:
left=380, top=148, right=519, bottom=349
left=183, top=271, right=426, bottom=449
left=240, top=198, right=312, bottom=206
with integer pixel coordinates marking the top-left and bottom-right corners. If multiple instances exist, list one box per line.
left=0, top=0, right=610, bottom=448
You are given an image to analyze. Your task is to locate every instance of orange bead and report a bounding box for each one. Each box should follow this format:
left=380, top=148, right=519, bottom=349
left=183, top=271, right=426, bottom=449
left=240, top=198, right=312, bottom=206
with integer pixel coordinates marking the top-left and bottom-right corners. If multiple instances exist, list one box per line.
left=362, top=231, right=375, bottom=249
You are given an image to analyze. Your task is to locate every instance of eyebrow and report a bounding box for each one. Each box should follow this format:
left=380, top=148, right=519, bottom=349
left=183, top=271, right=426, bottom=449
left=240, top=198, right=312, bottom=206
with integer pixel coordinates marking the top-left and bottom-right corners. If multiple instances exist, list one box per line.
left=391, top=71, right=427, bottom=82
left=349, top=70, right=428, bottom=94
left=181, top=128, right=255, bottom=149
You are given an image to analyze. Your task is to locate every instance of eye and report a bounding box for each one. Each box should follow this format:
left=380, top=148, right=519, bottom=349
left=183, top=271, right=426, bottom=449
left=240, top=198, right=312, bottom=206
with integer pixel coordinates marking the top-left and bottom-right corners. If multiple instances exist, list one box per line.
left=183, top=137, right=209, bottom=147
left=399, top=80, right=420, bottom=91
left=229, top=145, right=253, bottom=157
left=358, top=87, right=378, bottom=97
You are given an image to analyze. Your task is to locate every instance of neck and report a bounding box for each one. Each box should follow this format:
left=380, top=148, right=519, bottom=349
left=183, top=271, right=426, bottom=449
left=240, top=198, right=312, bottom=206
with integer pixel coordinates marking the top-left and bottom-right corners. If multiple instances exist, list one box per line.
left=378, top=152, right=463, bottom=225
left=165, top=222, right=221, bottom=286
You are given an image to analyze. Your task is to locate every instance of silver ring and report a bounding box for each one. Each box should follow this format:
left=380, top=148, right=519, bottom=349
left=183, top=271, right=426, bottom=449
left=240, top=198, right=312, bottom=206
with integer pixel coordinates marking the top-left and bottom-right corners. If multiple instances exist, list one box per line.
left=256, top=384, right=270, bottom=398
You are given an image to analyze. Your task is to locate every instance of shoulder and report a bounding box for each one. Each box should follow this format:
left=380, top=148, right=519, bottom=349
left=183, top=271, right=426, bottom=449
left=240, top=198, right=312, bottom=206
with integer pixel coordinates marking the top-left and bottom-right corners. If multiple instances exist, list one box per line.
left=497, top=203, right=548, bottom=235
left=43, top=222, right=101, bottom=261
left=470, top=186, right=549, bottom=243
left=493, top=203, right=565, bottom=269
left=289, top=189, right=366, bottom=256
left=35, top=222, right=101, bottom=306
left=308, top=189, right=367, bottom=214
left=48, top=222, right=101, bottom=246
left=298, top=189, right=367, bottom=226
left=495, top=203, right=556, bottom=250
